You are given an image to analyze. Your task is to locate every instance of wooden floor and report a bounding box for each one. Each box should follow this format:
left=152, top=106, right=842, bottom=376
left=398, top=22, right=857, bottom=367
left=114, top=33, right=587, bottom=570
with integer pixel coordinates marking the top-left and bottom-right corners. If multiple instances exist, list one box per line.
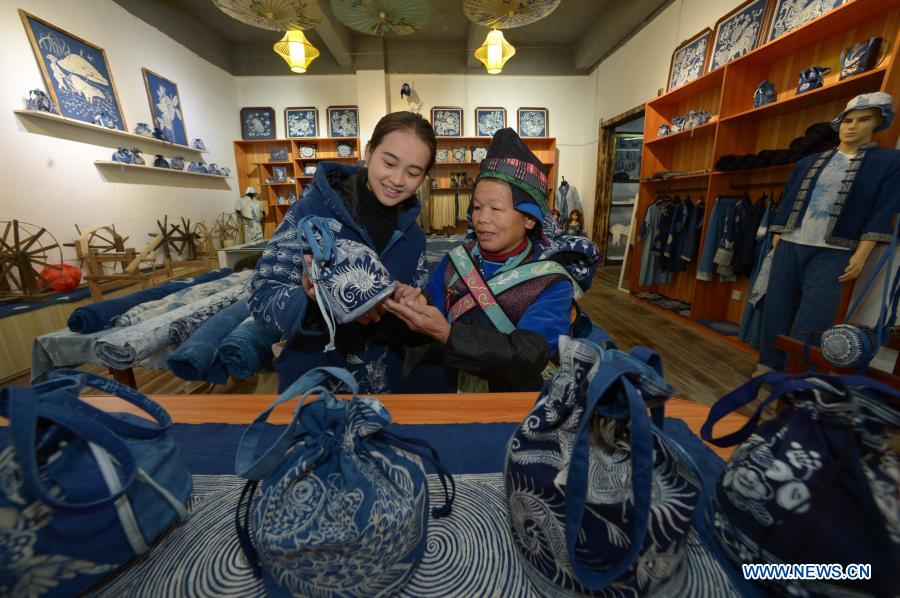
left=3, top=267, right=757, bottom=406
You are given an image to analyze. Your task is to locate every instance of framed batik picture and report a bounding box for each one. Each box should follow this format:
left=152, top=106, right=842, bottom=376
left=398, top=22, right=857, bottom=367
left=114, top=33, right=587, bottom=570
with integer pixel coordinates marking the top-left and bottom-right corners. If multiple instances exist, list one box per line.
left=517, top=107, right=549, bottom=137
left=285, top=107, right=318, bottom=138
left=19, top=10, right=126, bottom=130
left=709, top=0, right=770, bottom=72
left=327, top=105, right=359, bottom=138
left=475, top=107, right=506, bottom=137
left=142, top=68, right=188, bottom=145
left=767, top=0, right=845, bottom=42
left=240, top=107, right=275, bottom=140
left=431, top=106, right=463, bottom=137
left=667, top=28, right=712, bottom=92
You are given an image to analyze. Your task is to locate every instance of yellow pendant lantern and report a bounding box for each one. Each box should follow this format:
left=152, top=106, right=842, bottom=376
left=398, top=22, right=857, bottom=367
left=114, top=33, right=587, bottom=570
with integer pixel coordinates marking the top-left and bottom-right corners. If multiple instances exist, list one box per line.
left=273, top=30, right=320, bottom=74
left=474, top=28, right=515, bottom=74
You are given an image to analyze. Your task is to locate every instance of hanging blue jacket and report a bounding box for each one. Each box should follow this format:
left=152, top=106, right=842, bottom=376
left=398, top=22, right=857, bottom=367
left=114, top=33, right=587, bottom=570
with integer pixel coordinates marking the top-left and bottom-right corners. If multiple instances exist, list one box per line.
left=249, top=162, right=428, bottom=393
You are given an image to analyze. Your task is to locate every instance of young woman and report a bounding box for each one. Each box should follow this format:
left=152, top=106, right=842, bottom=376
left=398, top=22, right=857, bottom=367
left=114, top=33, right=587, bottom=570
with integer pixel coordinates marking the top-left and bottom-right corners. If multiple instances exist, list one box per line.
left=249, top=111, right=436, bottom=393
left=564, top=209, right=585, bottom=236
left=386, top=128, right=600, bottom=392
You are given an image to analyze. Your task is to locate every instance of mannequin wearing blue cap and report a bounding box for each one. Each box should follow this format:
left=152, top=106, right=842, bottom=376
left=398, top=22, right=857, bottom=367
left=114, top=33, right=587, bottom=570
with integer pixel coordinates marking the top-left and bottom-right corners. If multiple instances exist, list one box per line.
left=757, top=92, right=900, bottom=372
left=385, top=128, right=600, bottom=392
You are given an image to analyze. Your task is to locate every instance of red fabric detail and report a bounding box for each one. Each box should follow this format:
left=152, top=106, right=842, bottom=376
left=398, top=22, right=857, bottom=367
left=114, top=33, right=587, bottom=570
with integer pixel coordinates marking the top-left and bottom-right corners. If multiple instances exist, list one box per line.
left=481, top=239, right=528, bottom=263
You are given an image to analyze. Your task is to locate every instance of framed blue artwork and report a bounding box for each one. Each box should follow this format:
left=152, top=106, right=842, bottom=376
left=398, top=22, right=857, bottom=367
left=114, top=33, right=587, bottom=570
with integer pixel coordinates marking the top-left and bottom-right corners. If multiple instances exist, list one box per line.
left=431, top=106, right=463, bottom=136
left=327, top=105, right=359, bottom=138
left=767, top=0, right=845, bottom=42
left=285, top=106, right=318, bottom=138
left=240, top=107, right=275, bottom=140
left=142, top=68, right=188, bottom=146
left=517, top=107, right=549, bottom=137
left=667, top=28, right=712, bottom=92
left=709, top=0, right=770, bottom=72
left=475, top=107, right=506, bottom=137
left=19, top=10, right=126, bottom=131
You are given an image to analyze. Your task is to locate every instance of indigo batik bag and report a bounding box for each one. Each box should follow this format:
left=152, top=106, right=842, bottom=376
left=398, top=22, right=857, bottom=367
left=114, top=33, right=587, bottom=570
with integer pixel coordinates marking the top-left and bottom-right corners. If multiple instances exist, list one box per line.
left=296, top=216, right=397, bottom=350
left=235, top=366, right=455, bottom=597
left=0, top=370, right=192, bottom=597
left=504, top=336, right=734, bottom=596
left=701, top=372, right=900, bottom=597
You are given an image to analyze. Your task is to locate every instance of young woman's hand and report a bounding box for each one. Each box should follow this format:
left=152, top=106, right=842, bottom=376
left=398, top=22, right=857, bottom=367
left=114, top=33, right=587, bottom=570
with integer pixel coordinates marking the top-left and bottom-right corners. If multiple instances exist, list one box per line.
left=393, top=283, right=427, bottom=307
left=354, top=304, right=388, bottom=325
left=301, top=255, right=317, bottom=302
left=383, top=298, right=450, bottom=343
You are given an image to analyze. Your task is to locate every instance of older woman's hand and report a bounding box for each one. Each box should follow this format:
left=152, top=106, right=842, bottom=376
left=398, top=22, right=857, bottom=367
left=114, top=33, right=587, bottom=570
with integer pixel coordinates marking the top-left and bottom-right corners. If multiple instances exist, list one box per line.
left=384, top=297, right=450, bottom=343
left=392, top=283, right=428, bottom=307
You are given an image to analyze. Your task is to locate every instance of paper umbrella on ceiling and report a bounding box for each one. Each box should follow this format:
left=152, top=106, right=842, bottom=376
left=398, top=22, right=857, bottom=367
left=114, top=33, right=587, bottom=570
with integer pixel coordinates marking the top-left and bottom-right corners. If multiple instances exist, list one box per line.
left=211, top=0, right=323, bottom=30
left=463, top=0, right=561, bottom=29
left=329, top=0, right=431, bottom=36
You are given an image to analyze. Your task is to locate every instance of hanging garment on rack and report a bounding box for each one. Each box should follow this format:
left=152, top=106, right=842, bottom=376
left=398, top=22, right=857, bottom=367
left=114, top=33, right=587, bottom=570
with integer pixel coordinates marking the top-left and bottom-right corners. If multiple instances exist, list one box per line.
left=679, top=197, right=704, bottom=265
left=714, top=196, right=753, bottom=279
left=662, top=197, right=696, bottom=273
left=638, top=202, right=672, bottom=286
left=430, top=194, right=457, bottom=230
left=732, top=195, right=770, bottom=277
left=738, top=204, right=777, bottom=348
left=697, top=197, right=740, bottom=281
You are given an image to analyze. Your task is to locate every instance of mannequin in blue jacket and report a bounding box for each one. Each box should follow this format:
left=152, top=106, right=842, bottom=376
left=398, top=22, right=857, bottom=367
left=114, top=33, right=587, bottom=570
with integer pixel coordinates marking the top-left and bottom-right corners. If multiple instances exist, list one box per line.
left=249, top=112, right=436, bottom=393
left=758, top=92, right=900, bottom=371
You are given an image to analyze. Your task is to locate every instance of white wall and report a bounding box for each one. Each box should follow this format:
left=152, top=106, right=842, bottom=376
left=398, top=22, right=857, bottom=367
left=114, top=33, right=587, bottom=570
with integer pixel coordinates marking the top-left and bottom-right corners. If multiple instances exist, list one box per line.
left=1, top=0, right=240, bottom=266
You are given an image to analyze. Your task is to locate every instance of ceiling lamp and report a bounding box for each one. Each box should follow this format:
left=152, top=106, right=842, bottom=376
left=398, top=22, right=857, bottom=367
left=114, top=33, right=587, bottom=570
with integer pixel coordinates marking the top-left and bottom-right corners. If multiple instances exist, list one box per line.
left=474, top=28, right=515, bottom=74
left=463, top=0, right=561, bottom=30
left=212, top=0, right=323, bottom=31
left=273, top=30, right=320, bottom=73
left=329, top=0, right=431, bottom=36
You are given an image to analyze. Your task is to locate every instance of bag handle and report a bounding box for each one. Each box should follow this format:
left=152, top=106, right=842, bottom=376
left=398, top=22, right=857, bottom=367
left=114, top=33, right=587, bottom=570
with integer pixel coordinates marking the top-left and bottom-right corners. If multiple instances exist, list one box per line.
left=375, top=430, right=456, bottom=518
left=4, top=386, right=138, bottom=511
left=563, top=359, right=654, bottom=590
left=36, top=369, right=172, bottom=439
left=297, top=216, right=336, bottom=268
left=235, top=367, right=358, bottom=480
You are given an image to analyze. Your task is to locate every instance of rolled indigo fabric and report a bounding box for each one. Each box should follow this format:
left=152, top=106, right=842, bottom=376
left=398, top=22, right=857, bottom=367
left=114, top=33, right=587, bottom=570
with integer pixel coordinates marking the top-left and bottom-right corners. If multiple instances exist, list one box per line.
left=94, top=283, right=249, bottom=370
left=217, top=315, right=282, bottom=380
left=67, top=268, right=232, bottom=333
left=168, top=281, right=251, bottom=346
left=166, top=299, right=250, bottom=382
left=115, top=271, right=252, bottom=327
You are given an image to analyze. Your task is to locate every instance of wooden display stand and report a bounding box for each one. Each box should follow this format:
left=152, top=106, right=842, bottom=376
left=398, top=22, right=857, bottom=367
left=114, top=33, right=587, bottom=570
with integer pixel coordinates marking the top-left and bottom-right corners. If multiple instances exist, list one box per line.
left=428, top=136, right=557, bottom=234
left=632, top=0, right=900, bottom=346
left=233, top=138, right=361, bottom=238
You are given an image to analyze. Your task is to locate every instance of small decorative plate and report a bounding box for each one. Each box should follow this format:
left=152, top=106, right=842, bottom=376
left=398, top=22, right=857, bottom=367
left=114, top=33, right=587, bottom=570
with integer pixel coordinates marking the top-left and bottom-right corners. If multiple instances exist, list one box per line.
left=304, top=164, right=317, bottom=175
left=337, top=142, right=353, bottom=157
left=435, top=148, right=449, bottom=164
left=451, top=147, right=466, bottom=162
left=299, top=145, right=317, bottom=158
left=472, top=147, right=488, bottom=163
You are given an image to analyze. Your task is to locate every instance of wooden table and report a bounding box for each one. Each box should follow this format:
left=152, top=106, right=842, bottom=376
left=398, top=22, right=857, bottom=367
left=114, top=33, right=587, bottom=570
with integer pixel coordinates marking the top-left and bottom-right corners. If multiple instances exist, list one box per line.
left=84, top=393, right=747, bottom=460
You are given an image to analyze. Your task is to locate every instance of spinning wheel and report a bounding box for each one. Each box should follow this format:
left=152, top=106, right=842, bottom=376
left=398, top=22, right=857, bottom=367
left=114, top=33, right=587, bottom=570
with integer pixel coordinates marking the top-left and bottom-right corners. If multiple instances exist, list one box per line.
left=64, top=224, right=130, bottom=270
left=150, top=216, right=196, bottom=260
left=192, top=222, right=214, bottom=257
left=0, top=220, right=64, bottom=297
left=215, top=213, right=242, bottom=248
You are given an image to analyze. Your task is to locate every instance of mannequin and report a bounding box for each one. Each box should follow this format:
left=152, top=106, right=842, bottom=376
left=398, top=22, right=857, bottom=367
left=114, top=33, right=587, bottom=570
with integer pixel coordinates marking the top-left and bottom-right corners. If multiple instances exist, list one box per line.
left=757, top=92, right=900, bottom=372
left=235, top=185, right=264, bottom=243
left=556, top=176, right=582, bottom=221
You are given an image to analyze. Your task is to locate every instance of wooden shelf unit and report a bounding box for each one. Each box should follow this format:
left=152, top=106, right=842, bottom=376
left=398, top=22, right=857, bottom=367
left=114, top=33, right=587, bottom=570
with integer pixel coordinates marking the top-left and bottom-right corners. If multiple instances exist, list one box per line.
left=425, top=136, right=557, bottom=234
left=632, top=0, right=900, bottom=345
left=233, top=137, right=360, bottom=237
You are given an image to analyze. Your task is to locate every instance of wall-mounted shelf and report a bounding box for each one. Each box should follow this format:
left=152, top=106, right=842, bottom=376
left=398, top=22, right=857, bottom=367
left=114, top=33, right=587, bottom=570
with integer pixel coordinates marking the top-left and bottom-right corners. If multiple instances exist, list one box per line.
left=94, top=161, right=229, bottom=179
left=645, top=121, right=718, bottom=145
left=16, top=110, right=204, bottom=158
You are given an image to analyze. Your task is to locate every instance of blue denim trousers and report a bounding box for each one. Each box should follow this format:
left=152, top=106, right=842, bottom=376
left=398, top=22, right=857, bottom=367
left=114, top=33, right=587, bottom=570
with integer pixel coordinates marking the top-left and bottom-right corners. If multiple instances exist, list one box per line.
left=758, top=240, right=851, bottom=369
left=696, top=198, right=737, bottom=281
